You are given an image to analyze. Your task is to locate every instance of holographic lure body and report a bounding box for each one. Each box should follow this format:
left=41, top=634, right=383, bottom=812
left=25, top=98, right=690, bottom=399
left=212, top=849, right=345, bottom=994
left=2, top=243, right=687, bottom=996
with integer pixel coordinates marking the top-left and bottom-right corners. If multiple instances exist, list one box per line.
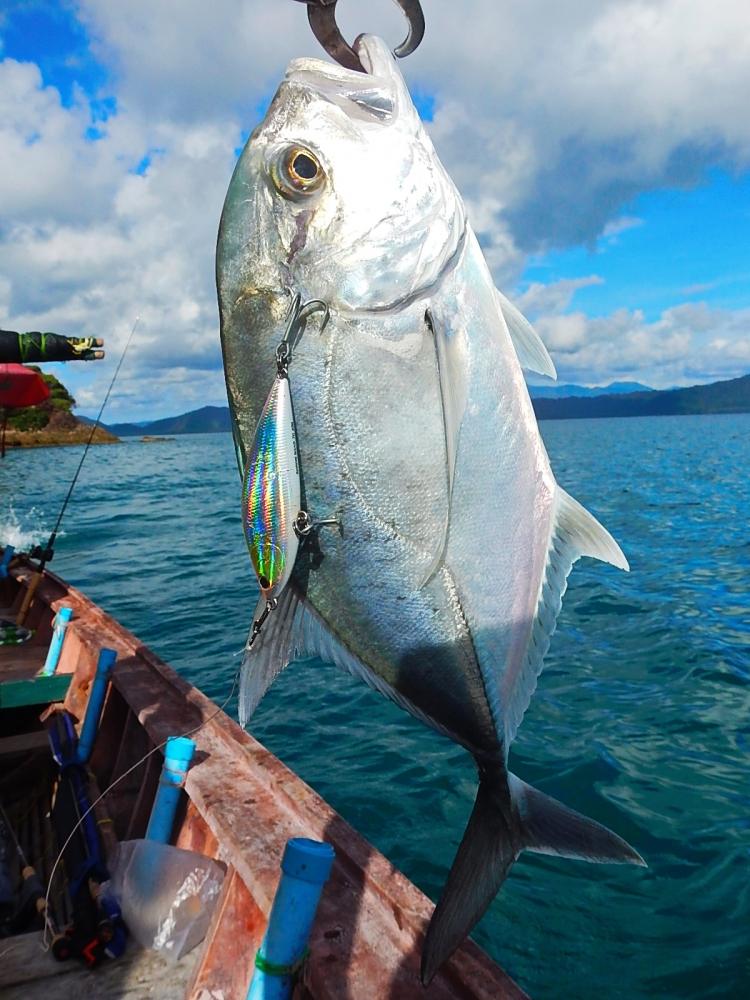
left=242, top=372, right=300, bottom=604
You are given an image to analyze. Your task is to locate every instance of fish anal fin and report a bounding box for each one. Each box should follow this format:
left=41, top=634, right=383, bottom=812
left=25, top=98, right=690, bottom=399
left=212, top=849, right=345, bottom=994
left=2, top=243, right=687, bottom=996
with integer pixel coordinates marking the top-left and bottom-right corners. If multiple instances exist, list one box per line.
left=240, top=585, right=460, bottom=743
left=495, top=288, right=557, bottom=380
left=503, top=487, right=628, bottom=744
left=239, top=589, right=303, bottom=727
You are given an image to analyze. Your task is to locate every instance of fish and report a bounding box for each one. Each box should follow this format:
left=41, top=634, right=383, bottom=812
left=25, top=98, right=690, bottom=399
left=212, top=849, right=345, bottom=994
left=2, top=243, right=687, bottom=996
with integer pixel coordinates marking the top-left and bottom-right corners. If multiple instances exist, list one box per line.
left=217, top=34, right=644, bottom=983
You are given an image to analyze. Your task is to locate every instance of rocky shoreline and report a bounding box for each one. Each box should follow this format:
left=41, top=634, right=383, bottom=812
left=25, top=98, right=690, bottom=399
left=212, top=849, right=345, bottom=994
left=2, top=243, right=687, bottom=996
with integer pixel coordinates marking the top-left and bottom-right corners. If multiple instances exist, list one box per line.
left=2, top=423, right=119, bottom=449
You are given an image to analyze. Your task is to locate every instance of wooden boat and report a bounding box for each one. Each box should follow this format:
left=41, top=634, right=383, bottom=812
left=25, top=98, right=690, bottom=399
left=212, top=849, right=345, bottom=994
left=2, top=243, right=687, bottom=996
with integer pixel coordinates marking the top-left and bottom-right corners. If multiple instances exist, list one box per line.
left=0, top=556, right=527, bottom=999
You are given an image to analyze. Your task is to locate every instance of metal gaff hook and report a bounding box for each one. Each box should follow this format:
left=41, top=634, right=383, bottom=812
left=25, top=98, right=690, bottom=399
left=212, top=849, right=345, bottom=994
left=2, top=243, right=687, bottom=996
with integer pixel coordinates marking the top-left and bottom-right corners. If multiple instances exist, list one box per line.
left=292, top=0, right=425, bottom=73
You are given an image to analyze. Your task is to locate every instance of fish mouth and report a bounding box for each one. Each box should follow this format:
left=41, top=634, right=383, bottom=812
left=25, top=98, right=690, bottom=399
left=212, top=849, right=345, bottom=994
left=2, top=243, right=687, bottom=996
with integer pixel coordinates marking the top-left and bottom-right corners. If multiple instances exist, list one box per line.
left=286, top=34, right=383, bottom=85
left=284, top=35, right=404, bottom=121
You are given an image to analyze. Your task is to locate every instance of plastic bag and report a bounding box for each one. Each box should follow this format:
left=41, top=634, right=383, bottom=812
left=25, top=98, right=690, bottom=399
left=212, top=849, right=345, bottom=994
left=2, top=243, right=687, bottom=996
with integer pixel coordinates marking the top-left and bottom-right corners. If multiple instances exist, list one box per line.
left=104, top=839, right=226, bottom=961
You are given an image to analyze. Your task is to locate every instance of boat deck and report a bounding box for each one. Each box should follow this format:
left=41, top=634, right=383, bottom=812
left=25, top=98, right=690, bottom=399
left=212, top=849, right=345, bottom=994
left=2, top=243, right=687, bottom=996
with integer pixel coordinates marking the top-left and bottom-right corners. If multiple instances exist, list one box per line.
left=1, top=932, right=198, bottom=999
left=0, top=559, right=528, bottom=999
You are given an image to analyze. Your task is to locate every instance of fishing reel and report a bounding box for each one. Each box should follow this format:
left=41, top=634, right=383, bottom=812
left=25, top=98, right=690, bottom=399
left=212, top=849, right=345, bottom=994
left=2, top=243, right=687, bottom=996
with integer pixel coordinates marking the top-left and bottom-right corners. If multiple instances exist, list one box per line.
left=29, top=542, right=54, bottom=564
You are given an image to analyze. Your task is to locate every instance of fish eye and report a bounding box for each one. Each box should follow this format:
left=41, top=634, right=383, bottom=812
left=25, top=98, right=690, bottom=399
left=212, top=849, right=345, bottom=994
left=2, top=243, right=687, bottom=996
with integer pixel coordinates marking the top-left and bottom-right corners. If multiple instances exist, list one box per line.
left=273, top=146, right=325, bottom=197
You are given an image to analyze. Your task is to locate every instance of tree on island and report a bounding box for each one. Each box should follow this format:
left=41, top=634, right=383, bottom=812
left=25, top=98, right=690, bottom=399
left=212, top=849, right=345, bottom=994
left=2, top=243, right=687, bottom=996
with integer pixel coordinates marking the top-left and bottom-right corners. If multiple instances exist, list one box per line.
left=5, top=368, right=77, bottom=431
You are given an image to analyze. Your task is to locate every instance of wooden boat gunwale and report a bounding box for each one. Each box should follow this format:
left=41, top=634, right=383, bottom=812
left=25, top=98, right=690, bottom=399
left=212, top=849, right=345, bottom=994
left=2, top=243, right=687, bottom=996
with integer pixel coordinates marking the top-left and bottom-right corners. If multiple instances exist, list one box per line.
left=1, top=558, right=527, bottom=998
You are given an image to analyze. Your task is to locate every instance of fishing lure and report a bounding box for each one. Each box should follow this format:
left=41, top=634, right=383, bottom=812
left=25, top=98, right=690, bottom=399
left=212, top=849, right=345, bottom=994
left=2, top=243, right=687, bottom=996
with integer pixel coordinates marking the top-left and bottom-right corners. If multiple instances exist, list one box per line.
left=242, top=294, right=328, bottom=646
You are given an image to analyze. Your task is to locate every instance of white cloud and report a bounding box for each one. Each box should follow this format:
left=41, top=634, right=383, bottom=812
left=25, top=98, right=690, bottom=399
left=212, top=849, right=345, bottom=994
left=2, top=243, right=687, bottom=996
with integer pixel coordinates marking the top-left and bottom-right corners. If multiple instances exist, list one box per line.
left=1, top=1, right=749, bottom=417
left=517, top=276, right=605, bottom=316
left=537, top=301, right=750, bottom=387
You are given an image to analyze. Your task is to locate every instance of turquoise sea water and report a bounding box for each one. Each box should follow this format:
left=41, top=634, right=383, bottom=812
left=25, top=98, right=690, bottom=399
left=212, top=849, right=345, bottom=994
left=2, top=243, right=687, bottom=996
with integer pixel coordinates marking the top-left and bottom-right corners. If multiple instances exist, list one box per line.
left=1, top=415, right=748, bottom=998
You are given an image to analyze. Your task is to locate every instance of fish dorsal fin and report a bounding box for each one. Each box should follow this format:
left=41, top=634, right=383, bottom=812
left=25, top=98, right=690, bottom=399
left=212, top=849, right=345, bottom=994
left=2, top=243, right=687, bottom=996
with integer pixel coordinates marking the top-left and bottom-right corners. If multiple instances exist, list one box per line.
left=502, top=487, right=628, bottom=745
left=239, top=584, right=458, bottom=740
left=494, top=288, right=556, bottom=380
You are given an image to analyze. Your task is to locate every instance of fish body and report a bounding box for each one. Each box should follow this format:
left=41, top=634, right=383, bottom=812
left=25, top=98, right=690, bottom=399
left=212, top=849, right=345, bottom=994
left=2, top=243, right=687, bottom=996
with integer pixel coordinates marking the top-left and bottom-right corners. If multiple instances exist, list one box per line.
left=218, top=35, right=643, bottom=981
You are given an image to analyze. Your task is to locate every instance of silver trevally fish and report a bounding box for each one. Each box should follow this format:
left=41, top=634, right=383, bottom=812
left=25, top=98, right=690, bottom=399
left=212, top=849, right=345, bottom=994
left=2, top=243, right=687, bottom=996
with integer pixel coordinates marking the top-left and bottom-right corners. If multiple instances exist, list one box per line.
left=218, top=35, right=644, bottom=983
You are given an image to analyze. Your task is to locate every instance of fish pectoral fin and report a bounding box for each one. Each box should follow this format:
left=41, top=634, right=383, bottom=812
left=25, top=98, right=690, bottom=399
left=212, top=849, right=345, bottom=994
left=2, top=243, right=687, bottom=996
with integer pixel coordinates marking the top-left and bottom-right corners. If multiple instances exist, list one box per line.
left=421, top=767, right=645, bottom=984
left=426, top=306, right=468, bottom=498
left=418, top=306, right=469, bottom=589
left=495, top=287, right=557, bottom=380
left=510, top=774, right=646, bottom=865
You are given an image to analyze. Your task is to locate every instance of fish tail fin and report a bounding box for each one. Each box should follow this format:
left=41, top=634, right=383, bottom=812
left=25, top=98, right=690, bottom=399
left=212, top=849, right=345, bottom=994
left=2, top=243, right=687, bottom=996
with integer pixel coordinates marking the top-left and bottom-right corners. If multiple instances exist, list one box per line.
left=510, top=774, right=645, bottom=866
left=421, top=769, right=644, bottom=984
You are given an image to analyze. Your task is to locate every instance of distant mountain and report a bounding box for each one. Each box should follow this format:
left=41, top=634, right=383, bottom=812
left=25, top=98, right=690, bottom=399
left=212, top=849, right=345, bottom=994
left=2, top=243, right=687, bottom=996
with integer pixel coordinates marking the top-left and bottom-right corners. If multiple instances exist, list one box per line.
left=528, top=380, right=653, bottom=398
left=96, top=373, right=750, bottom=435
left=107, top=405, right=232, bottom=436
left=533, top=373, right=750, bottom=420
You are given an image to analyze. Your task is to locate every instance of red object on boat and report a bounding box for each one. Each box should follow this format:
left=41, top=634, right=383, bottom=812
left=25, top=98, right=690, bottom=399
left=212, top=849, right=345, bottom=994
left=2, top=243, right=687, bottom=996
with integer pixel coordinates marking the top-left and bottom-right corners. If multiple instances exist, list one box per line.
left=0, top=363, right=50, bottom=408
left=0, top=363, right=50, bottom=456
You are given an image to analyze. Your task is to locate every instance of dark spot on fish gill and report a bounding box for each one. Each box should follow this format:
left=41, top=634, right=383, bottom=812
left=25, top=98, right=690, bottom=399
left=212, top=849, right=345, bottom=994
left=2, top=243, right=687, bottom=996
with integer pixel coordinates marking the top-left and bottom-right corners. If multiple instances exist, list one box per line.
left=287, top=210, right=312, bottom=263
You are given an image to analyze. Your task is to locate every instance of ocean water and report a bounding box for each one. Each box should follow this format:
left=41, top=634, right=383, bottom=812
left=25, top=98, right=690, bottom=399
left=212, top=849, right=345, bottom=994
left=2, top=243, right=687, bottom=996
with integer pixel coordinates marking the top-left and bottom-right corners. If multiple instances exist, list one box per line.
left=1, top=415, right=748, bottom=998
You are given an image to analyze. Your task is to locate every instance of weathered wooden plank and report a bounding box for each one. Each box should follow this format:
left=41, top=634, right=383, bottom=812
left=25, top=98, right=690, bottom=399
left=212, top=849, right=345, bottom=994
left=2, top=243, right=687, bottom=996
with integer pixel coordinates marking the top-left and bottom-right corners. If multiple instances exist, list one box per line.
left=0, top=931, right=77, bottom=989
left=0, top=931, right=199, bottom=999
left=0, top=644, right=47, bottom=682
left=187, top=866, right=264, bottom=1000
left=174, top=798, right=219, bottom=858
left=0, top=673, right=71, bottom=708
left=0, top=729, right=48, bottom=756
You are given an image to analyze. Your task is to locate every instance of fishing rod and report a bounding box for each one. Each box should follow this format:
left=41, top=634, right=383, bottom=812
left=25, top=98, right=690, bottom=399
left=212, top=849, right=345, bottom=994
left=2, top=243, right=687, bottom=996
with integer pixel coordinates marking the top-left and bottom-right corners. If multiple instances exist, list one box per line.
left=0, top=799, right=58, bottom=940
left=16, top=318, right=139, bottom=625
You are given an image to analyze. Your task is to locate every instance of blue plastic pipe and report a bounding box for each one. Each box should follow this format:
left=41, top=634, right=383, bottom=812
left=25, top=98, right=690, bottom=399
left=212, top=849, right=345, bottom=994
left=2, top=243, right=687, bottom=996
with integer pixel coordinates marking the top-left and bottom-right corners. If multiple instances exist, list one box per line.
left=0, top=544, right=14, bottom=579
left=145, top=736, right=196, bottom=843
left=247, top=838, right=335, bottom=1000
left=41, top=606, right=73, bottom=676
left=76, top=647, right=117, bottom=762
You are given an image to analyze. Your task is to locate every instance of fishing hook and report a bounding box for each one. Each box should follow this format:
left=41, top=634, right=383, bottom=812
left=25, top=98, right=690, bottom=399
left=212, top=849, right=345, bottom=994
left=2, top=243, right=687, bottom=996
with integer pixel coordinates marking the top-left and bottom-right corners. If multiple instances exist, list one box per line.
left=246, top=597, right=278, bottom=651
left=276, top=292, right=329, bottom=375
left=292, top=0, right=425, bottom=73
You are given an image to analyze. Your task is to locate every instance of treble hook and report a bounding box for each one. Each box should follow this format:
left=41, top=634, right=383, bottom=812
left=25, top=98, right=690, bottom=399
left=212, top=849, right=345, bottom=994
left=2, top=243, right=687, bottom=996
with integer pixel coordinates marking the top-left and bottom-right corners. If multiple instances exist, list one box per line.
left=292, top=0, right=425, bottom=73
left=276, top=292, right=329, bottom=375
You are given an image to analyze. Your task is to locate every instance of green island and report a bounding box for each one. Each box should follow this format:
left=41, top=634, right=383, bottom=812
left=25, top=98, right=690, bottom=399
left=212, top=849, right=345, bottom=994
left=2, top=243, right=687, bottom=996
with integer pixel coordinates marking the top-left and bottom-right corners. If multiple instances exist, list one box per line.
left=2, top=368, right=118, bottom=449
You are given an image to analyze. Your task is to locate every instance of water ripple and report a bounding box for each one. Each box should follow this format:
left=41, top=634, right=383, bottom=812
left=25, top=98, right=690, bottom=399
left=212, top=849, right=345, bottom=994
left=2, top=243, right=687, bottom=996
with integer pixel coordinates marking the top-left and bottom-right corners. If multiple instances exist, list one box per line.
left=2, top=416, right=748, bottom=997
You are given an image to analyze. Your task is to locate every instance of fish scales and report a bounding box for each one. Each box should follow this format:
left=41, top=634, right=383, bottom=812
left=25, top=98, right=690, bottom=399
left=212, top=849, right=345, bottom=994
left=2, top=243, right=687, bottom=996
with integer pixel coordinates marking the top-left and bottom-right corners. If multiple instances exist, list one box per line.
left=218, top=34, right=643, bottom=983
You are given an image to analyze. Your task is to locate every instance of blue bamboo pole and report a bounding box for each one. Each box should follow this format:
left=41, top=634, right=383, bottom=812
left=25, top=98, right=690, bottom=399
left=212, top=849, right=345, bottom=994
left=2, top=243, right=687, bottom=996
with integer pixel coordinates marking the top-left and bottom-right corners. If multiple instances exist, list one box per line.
left=247, top=838, right=335, bottom=1000
left=145, top=736, right=196, bottom=843
left=76, top=647, right=117, bottom=762
left=0, top=544, right=14, bottom=579
left=41, top=606, right=73, bottom=676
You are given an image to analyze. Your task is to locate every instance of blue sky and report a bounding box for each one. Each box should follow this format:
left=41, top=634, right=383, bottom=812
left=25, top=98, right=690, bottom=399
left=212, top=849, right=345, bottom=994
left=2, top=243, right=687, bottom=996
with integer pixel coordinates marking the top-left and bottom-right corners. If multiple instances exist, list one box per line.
left=523, top=170, right=750, bottom=322
left=1, top=1, right=749, bottom=419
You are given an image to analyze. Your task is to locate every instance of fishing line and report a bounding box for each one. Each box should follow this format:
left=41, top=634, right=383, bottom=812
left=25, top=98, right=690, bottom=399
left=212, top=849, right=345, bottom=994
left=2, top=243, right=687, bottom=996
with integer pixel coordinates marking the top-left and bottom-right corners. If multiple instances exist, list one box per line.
left=41, top=666, right=240, bottom=950
left=38, top=315, right=140, bottom=570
